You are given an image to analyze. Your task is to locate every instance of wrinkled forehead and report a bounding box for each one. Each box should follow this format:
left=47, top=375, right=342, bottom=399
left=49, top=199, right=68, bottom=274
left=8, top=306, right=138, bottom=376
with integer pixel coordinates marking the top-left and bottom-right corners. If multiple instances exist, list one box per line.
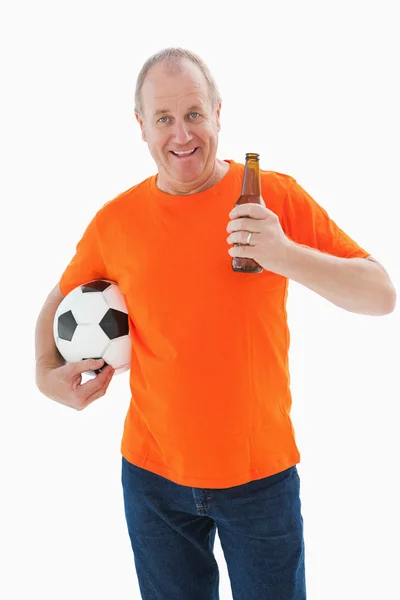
left=142, top=61, right=211, bottom=116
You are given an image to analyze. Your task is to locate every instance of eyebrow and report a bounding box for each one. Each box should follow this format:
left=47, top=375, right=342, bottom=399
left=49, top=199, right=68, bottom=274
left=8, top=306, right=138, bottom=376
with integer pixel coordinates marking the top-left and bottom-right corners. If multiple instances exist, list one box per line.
left=153, top=104, right=203, bottom=117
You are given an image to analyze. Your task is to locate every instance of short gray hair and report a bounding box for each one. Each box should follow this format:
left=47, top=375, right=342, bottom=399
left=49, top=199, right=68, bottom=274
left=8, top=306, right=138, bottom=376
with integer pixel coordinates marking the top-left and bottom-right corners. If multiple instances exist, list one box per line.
left=134, top=47, right=222, bottom=118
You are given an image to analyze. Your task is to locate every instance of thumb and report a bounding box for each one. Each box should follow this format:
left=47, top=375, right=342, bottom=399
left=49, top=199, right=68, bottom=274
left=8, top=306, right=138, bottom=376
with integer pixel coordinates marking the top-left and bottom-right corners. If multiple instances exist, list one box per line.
left=73, top=358, right=105, bottom=373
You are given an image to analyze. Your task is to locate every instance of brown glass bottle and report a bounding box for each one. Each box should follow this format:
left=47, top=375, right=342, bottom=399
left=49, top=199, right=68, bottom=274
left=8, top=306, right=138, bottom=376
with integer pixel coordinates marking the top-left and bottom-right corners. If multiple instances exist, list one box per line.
left=232, top=153, right=264, bottom=273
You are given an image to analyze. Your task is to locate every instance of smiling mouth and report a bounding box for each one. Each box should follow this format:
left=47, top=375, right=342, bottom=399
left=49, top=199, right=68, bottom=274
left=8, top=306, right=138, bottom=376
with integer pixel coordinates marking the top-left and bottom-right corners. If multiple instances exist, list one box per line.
left=170, top=148, right=199, bottom=157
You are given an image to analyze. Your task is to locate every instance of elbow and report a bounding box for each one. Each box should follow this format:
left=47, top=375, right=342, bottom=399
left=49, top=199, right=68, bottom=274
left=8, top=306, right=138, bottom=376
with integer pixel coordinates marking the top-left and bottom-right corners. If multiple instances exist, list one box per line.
left=376, top=283, right=396, bottom=316
left=384, top=284, right=397, bottom=314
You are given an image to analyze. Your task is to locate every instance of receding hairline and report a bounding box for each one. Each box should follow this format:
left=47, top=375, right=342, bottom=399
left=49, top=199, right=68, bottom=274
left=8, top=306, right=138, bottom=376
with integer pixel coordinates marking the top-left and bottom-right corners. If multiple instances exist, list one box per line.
left=134, top=48, right=221, bottom=118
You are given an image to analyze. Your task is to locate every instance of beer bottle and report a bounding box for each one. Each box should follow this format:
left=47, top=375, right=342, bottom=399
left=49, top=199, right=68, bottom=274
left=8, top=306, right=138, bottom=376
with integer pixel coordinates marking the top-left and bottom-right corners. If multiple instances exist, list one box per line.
left=232, top=153, right=264, bottom=273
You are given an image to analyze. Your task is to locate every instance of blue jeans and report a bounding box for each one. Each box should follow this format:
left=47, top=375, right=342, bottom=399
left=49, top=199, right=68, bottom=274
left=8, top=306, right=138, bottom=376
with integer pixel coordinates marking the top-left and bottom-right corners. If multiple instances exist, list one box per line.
left=121, top=457, right=306, bottom=599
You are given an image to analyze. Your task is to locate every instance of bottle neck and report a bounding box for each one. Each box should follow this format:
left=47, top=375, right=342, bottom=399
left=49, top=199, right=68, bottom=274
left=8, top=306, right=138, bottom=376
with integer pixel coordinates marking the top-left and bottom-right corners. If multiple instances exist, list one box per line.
left=241, top=159, right=261, bottom=195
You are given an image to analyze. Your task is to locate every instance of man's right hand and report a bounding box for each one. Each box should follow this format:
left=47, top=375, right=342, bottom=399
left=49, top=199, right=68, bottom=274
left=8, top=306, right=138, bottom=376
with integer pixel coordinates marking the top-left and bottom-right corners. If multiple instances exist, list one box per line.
left=37, top=359, right=115, bottom=411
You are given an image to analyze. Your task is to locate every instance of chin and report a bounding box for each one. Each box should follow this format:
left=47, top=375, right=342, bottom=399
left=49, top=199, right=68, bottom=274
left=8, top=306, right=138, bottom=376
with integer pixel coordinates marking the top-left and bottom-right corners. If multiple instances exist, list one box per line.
left=177, top=168, right=204, bottom=183
left=170, top=158, right=203, bottom=177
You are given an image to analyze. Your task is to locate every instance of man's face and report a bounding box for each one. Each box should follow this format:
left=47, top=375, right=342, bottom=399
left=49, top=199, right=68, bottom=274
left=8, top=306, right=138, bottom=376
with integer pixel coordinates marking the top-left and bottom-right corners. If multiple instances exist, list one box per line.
left=136, top=60, right=221, bottom=193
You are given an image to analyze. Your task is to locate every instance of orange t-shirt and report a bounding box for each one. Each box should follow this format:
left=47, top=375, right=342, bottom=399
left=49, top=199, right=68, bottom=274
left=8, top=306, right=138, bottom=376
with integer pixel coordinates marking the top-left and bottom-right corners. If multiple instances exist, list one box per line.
left=59, top=159, right=370, bottom=488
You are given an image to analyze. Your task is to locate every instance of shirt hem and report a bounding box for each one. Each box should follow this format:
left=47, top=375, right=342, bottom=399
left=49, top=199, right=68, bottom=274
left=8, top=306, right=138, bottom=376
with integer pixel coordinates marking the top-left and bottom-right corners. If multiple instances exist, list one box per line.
left=121, top=445, right=301, bottom=489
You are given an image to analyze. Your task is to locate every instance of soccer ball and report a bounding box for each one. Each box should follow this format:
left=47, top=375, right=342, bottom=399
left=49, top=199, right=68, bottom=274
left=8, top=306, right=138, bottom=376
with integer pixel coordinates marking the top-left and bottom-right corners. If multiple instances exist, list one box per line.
left=53, top=279, right=131, bottom=376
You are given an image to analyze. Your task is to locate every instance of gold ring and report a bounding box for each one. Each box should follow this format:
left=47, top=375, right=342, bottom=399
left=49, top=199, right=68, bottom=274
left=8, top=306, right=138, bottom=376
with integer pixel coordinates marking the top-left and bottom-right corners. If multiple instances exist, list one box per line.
left=246, top=232, right=253, bottom=245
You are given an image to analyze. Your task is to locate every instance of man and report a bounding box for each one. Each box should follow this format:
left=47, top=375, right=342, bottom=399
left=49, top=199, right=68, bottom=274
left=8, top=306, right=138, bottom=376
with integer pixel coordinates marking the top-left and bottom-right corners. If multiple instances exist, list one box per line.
left=35, top=47, right=396, bottom=600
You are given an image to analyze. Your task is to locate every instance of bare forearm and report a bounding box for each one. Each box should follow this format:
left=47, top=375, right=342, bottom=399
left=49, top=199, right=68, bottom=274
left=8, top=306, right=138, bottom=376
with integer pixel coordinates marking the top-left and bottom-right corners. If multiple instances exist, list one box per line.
left=35, top=287, right=66, bottom=383
left=279, top=242, right=396, bottom=316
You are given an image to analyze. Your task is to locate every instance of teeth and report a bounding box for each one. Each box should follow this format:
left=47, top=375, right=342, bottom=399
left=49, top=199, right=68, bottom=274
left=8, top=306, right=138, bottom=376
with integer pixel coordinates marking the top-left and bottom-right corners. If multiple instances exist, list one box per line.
left=173, top=149, right=196, bottom=156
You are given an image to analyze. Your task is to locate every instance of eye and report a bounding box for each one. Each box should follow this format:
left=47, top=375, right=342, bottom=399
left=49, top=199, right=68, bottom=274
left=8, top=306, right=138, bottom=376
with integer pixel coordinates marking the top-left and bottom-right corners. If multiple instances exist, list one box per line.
left=158, top=116, right=169, bottom=123
left=189, top=112, right=200, bottom=119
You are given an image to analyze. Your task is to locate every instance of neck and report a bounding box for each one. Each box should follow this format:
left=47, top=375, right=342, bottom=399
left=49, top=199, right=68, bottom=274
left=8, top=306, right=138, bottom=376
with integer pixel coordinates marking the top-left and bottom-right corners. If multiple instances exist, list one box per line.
left=156, top=159, right=230, bottom=195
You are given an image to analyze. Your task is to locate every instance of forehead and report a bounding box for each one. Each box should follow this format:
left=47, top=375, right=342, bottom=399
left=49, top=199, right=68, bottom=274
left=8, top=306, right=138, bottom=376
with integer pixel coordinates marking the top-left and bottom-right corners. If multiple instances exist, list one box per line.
left=142, top=60, right=209, bottom=114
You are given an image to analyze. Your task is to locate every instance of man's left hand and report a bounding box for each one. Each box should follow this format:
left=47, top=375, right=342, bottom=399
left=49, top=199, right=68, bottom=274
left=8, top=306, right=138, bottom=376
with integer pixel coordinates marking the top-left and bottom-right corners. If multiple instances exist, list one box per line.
left=227, top=203, right=292, bottom=272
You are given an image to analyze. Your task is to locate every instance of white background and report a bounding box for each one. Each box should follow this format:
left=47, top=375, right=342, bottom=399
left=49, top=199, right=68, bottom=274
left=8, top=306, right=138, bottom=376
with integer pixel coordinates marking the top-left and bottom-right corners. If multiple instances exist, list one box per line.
left=1, top=1, right=399, bottom=598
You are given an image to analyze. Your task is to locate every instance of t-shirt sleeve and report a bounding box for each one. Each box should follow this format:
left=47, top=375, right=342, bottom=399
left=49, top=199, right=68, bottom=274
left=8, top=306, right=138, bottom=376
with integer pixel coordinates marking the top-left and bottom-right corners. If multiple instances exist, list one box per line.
left=281, top=179, right=370, bottom=259
left=59, top=212, right=109, bottom=296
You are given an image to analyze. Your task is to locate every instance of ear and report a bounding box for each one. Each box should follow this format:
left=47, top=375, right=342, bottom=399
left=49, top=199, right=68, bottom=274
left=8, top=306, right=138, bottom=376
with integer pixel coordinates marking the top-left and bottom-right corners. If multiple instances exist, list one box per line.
left=216, top=102, right=222, bottom=132
left=135, top=112, right=147, bottom=142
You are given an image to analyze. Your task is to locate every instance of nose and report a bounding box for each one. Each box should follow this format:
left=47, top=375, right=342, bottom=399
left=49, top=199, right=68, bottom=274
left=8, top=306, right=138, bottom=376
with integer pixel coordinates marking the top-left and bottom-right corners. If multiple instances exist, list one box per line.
left=172, top=121, right=193, bottom=146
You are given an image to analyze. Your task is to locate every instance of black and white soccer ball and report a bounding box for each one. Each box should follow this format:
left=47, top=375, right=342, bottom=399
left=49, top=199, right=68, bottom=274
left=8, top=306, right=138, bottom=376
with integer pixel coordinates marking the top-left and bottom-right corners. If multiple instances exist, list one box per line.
left=53, top=279, right=131, bottom=376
